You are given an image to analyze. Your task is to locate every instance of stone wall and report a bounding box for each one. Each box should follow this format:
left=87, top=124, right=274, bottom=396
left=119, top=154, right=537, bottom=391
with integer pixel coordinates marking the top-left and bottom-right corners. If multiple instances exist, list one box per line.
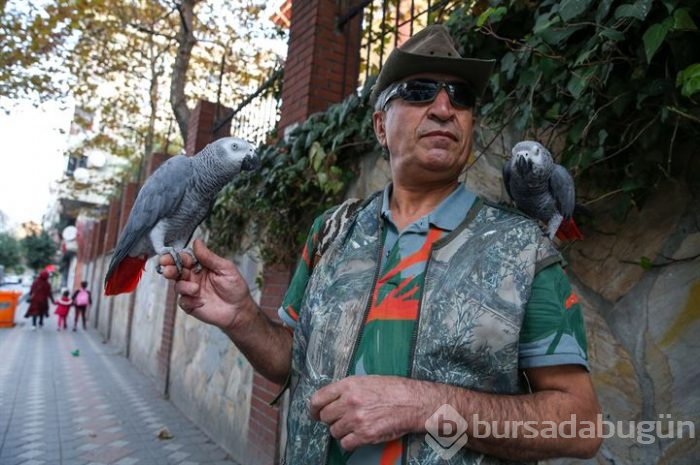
left=87, top=229, right=263, bottom=465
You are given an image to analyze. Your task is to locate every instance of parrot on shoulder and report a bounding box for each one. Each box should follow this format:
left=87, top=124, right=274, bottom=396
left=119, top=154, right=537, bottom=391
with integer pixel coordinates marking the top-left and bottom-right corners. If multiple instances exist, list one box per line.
left=502, top=140, right=583, bottom=241
left=104, top=137, right=258, bottom=296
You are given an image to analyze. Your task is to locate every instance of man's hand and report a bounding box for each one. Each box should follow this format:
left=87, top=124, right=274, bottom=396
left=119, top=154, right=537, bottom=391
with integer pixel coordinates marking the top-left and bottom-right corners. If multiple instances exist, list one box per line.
left=158, top=238, right=293, bottom=385
left=309, top=375, right=423, bottom=451
left=158, top=239, right=256, bottom=332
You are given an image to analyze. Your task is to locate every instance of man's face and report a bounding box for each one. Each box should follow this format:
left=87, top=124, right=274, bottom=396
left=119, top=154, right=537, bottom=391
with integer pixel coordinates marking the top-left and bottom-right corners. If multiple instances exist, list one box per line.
left=373, top=73, right=475, bottom=183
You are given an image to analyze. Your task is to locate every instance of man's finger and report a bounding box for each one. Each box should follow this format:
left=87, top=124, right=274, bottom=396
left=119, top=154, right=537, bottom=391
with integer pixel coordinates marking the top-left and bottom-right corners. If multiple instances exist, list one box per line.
left=329, top=415, right=353, bottom=440
left=193, top=239, right=232, bottom=274
left=318, top=400, right=344, bottom=425
left=158, top=254, right=174, bottom=266
left=175, top=280, right=200, bottom=297
left=159, top=265, right=193, bottom=281
left=309, top=383, right=341, bottom=420
left=339, top=432, right=361, bottom=452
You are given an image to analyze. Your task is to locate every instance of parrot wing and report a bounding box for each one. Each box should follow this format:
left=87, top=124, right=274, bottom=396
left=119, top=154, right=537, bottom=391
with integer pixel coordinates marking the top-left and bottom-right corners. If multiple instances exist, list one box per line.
left=105, top=155, right=193, bottom=288
left=502, top=158, right=514, bottom=201
left=549, top=164, right=576, bottom=218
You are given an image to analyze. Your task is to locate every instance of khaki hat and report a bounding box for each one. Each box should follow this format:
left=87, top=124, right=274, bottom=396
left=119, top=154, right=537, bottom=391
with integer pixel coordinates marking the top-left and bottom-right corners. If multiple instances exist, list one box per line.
left=370, top=24, right=495, bottom=106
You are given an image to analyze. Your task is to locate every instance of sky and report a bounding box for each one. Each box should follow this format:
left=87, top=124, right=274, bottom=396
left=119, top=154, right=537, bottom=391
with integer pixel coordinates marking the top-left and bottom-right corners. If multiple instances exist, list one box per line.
left=0, top=98, right=74, bottom=232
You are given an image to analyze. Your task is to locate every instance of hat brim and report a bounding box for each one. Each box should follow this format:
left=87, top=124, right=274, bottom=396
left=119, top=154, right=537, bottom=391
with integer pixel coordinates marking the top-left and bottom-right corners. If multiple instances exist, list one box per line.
left=370, top=50, right=496, bottom=106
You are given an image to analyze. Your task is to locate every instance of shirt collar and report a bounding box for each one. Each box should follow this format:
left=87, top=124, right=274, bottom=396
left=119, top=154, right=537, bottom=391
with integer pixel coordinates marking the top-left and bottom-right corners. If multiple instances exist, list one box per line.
left=381, top=182, right=476, bottom=232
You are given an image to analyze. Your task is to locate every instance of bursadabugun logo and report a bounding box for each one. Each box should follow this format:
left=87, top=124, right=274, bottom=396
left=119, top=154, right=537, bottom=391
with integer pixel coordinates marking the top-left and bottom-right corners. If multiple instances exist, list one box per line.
left=424, top=404, right=469, bottom=459
left=424, top=405, right=696, bottom=460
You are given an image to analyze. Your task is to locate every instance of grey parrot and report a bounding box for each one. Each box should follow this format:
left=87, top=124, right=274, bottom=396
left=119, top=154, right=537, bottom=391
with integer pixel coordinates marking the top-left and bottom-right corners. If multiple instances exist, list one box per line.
left=502, top=140, right=582, bottom=241
left=104, top=137, right=258, bottom=295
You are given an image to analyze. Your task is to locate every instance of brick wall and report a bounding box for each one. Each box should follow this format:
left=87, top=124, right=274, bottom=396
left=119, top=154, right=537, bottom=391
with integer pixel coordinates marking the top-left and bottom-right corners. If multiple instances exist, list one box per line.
left=278, top=0, right=361, bottom=130
left=185, top=101, right=232, bottom=156
left=104, top=198, right=121, bottom=253
left=118, top=182, right=139, bottom=231
left=248, top=264, right=291, bottom=464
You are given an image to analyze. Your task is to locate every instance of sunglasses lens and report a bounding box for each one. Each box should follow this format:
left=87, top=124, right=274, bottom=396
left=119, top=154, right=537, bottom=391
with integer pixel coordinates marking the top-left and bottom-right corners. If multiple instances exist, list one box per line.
left=398, top=80, right=475, bottom=108
left=399, top=80, right=440, bottom=102
left=448, top=83, right=476, bottom=108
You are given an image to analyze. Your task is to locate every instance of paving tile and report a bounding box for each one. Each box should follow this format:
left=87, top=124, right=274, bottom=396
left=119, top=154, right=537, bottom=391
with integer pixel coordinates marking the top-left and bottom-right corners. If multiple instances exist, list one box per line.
left=1, top=328, right=239, bottom=465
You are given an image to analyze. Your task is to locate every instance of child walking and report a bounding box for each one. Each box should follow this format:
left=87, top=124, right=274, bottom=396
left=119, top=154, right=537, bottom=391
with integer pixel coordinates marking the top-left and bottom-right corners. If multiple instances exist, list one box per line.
left=54, top=290, right=72, bottom=331
left=71, top=281, right=92, bottom=331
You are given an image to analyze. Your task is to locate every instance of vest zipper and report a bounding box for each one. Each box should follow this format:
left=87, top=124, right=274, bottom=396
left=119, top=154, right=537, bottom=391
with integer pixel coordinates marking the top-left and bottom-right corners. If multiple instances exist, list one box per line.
left=322, top=219, right=385, bottom=465
left=401, top=244, right=435, bottom=465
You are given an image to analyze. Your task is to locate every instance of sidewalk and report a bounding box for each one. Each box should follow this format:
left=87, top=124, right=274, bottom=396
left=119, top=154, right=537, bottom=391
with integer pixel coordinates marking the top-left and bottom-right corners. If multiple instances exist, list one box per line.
left=0, top=307, right=239, bottom=465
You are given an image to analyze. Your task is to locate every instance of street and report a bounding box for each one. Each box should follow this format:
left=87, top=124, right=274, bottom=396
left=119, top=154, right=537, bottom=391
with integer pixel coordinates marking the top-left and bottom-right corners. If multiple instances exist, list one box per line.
left=0, top=303, right=239, bottom=465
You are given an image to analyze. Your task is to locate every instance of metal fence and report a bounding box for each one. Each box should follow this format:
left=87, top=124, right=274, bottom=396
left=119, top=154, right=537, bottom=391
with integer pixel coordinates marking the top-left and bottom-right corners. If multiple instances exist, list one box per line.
left=213, top=68, right=284, bottom=145
left=338, top=0, right=463, bottom=88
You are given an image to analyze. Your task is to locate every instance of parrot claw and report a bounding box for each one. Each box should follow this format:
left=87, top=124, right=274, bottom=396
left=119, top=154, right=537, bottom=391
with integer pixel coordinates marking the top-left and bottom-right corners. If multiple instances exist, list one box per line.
left=156, top=264, right=163, bottom=275
left=157, top=247, right=200, bottom=277
left=180, top=247, right=202, bottom=274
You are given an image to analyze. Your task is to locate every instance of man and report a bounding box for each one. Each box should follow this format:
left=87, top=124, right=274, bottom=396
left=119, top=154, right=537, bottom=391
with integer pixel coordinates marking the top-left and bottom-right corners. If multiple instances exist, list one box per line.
left=159, top=25, right=601, bottom=465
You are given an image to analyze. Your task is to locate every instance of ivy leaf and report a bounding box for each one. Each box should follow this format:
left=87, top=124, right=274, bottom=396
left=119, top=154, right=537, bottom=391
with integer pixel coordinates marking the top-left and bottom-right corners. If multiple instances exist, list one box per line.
left=559, top=0, right=592, bottom=22
left=639, top=256, right=653, bottom=270
left=566, top=66, right=597, bottom=98
left=309, top=141, right=326, bottom=172
left=599, top=29, right=625, bottom=41
left=614, top=0, right=653, bottom=21
left=540, top=25, right=584, bottom=46
left=595, top=0, right=615, bottom=22
left=476, top=6, right=507, bottom=27
left=642, top=18, right=672, bottom=63
left=305, top=125, right=324, bottom=149
left=675, top=63, right=700, bottom=98
left=533, top=12, right=560, bottom=35
left=673, top=8, right=697, bottom=31
left=500, top=52, right=517, bottom=81
left=545, top=102, right=561, bottom=120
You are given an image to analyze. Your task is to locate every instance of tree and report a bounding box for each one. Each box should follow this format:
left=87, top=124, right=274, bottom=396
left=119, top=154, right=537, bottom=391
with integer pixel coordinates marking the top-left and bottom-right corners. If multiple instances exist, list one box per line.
left=0, top=232, right=21, bottom=271
left=20, top=229, right=56, bottom=272
left=2, top=1, right=283, bottom=148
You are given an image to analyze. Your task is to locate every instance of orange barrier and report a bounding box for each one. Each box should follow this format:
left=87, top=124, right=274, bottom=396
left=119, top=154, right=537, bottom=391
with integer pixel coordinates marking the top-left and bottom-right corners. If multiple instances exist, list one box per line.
left=0, top=291, right=22, bottom=328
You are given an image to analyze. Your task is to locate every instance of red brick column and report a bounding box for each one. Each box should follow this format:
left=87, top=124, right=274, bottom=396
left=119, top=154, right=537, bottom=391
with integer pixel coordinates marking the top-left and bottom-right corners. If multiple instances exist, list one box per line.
left=248, top=264, right=291, bottom=465
left=104, top=198, right=121, bottom=254
left=91, top=219, right=108, bottom=328
left=185, top=101, right=232, bottom=156
left=277, top=0, right=362, bottom=131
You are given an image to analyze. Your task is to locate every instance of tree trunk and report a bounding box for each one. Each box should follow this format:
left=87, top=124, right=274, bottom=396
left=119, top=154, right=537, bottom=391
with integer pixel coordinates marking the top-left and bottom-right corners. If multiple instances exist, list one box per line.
left=170, top=0, right=197, bottom=145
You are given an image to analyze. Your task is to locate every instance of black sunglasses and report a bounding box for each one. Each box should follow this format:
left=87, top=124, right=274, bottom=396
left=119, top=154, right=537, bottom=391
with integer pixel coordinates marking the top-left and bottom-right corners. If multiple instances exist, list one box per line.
left=384, top=79, right=476, bottom=109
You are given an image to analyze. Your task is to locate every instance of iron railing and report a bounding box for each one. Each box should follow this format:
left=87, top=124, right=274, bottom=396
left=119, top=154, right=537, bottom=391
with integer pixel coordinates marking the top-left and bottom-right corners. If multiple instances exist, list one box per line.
left=337, top=0, right=463, bottom=88
left=213, top=68, right=284, bottom=145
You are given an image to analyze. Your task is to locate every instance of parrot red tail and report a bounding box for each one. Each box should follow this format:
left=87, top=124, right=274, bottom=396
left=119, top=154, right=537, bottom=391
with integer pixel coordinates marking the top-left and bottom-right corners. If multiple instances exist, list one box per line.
left=104, top=256, right=147, bottom=296
left=556, top=218, right=584, bottom=242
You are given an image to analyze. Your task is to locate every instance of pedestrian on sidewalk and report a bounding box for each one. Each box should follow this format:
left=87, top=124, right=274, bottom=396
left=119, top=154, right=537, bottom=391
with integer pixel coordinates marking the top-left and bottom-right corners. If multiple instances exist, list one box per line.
left=25, top=270, right=54, bottom=329
left=54, top=290, right=72, bottom=331
left=71, top=281, right=91, bottom=331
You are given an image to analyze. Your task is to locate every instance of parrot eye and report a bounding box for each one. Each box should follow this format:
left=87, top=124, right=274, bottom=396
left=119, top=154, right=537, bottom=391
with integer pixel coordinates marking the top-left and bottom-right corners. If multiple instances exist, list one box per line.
left=232, top=143, right=238, bottom=150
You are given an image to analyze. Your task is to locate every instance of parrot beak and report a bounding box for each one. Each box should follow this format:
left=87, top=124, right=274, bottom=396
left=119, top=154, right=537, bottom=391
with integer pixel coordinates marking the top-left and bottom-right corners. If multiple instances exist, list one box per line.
left=515, top=154, right=532, bottom=175
left=241, top=152, right=260, bottom=171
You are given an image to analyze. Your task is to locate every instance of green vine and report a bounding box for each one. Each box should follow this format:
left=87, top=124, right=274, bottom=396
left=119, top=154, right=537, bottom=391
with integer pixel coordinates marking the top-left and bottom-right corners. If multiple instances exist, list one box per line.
left=446, top=0, right=700, bottom=219
left=207, top=78, right=380, bottom=265
left=209, top=0, right=700, bottom=265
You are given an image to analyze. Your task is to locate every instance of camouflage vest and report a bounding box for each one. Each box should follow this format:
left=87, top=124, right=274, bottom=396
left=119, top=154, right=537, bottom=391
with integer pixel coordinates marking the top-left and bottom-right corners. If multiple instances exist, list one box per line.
left=284, top=192, right=561, bottom=465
